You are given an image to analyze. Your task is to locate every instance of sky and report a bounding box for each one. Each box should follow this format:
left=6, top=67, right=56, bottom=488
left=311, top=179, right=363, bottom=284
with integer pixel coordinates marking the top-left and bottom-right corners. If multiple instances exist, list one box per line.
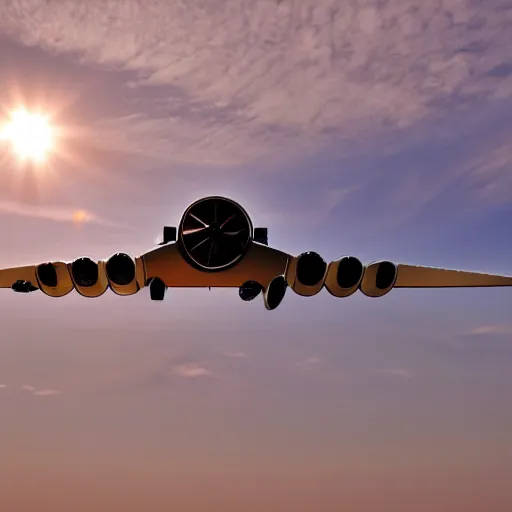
left=0, top=1, right=512, bottom=510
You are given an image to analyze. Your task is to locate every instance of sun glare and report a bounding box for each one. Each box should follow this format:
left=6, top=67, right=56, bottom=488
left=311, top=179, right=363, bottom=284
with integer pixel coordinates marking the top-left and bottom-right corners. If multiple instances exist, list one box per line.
left=0, top=109, right=54, bottom=163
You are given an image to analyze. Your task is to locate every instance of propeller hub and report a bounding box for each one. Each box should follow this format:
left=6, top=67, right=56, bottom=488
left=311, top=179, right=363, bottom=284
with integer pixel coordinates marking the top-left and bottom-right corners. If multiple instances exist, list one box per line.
left=210, top=223, right=221, bottom=236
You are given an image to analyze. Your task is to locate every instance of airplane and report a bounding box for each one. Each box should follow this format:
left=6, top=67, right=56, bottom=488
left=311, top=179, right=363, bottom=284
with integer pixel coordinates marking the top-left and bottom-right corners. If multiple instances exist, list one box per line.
left=1, top=195, right=511, bottom=310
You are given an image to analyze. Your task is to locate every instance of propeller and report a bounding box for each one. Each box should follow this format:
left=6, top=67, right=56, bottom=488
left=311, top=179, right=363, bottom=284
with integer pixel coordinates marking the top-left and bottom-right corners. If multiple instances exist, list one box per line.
left=179, top=197, right=253, bottom=271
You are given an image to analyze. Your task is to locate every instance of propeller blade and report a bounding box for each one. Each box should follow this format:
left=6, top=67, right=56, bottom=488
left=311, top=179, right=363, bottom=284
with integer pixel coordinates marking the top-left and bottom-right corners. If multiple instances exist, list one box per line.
left=220, top=213, right=237, bottom=229
left=207, top=240, right=215, bottom=266
left=183, top=227, right=208, bottom=235
left=189, top=213, right=209, bottom=227
left=190, top=236, right=211, bottom=252
left=213, top=200, right=218, bottom=224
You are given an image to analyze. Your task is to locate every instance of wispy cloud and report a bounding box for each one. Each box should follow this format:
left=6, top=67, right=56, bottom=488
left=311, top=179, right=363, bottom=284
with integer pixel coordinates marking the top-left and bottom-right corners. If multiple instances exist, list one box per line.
left=2, top=0, right=512, bottom=166
left=21, top=384, right=62, bottom=396
left=263, top=186, right=358, bottom=228
left=0, top=200, right=119, bottom=227
left=33, top=389, right=62, bottom=396
left=0, top=384, right=7, bottom=389
left=466, top=140, right=512, bottom=204
left=224, top=351, right=247, bottom=359
left=469, top=325, right=512, bottom=336
left=375, top=368, right=414, bottom=379
left=296, top=357, right=322, bottom=371
left=172, top=363, right=212, bottom=378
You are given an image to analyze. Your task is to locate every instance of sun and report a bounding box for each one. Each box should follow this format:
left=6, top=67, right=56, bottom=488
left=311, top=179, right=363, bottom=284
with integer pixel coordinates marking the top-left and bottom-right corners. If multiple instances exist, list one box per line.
left=0, top=109, right=54, bottom=163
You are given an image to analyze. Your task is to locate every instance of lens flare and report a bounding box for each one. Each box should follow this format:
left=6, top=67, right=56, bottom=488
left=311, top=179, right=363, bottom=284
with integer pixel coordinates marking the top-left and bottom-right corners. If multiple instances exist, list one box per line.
left=72, top=210, right=89, bottom=224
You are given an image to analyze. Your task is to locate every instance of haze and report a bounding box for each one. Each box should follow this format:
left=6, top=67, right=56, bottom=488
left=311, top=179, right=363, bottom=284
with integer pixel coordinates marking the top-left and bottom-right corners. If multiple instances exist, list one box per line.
left=0, top=1, right=512, bottom=511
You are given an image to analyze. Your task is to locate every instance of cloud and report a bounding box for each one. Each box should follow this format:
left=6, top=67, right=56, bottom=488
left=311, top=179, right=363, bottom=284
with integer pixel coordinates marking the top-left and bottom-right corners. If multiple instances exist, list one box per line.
left=469, top=325, right=512, bottom=336
left=0, top=384, right=7, bottom=389
left=262, top=185, right=359, bottom=228
left=1, top=0, right=511, bottom=166
left=32, top=389, right=62, bottom=396
left=224, top=351, right=248, bottom=359
left=376, top=368, right=414, bottom=379
left=172, top=363, right=212, bottom=378
left=0, top=199, right=119, bottom=227
left=21, top=384, right=62, bottom=396
left=296, top=357, right=322, bottom=370
left=464, top=140, right=512, bottom=204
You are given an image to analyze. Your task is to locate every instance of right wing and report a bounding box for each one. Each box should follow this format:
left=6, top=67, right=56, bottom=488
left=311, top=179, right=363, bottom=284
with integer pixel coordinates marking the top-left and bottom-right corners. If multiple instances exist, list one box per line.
left=0, top=255, right=146, bottom=297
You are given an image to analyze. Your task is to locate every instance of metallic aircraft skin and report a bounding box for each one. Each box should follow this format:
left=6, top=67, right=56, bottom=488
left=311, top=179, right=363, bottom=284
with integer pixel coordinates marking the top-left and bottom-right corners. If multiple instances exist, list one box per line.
left=1, top=196, right=511, bottom=310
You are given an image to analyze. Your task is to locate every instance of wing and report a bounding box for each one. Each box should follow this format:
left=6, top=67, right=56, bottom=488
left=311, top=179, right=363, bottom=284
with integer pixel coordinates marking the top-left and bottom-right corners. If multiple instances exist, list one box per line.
left=0, top=254, right=146, bottom=297
left=299, top=256, right=512, bottom=299
left=356, top=260, right=512, bottom=298
left=0, top=264, right=41, bottom=293
left=394, top=264, right=512, bottom=288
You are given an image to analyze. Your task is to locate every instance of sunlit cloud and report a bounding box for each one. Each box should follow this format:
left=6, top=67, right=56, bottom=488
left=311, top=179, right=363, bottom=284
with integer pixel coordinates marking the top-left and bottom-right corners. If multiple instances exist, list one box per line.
left=172, top=363, right=212, bottom=378
left=2, top=0, right=512, bottom=167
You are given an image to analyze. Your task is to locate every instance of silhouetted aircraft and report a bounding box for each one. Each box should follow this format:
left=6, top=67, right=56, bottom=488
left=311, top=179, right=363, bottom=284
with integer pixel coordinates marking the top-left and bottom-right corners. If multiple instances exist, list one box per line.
left=1, top=196, right=511, bottom=310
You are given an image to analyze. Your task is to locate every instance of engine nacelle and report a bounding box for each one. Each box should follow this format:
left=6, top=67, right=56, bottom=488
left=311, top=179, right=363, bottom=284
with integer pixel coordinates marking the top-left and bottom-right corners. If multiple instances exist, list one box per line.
left=68, top=257, right=109, bottom=298
left=105, top=253, right=142, bottom=296
left=263, top=275, right=287, bottom=310
left=12, top=280, right=38, bottom=293
left=239, top=280, right=263, bottom=301
left=36, top=262, right=74, bottom=297
left=324, top=256, right=365, bottom=298
left=286, top=251, right=327, bottom=297
left=360, top=260, right=397, bottom=297
left=149, top=277, right=166, bottom=301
